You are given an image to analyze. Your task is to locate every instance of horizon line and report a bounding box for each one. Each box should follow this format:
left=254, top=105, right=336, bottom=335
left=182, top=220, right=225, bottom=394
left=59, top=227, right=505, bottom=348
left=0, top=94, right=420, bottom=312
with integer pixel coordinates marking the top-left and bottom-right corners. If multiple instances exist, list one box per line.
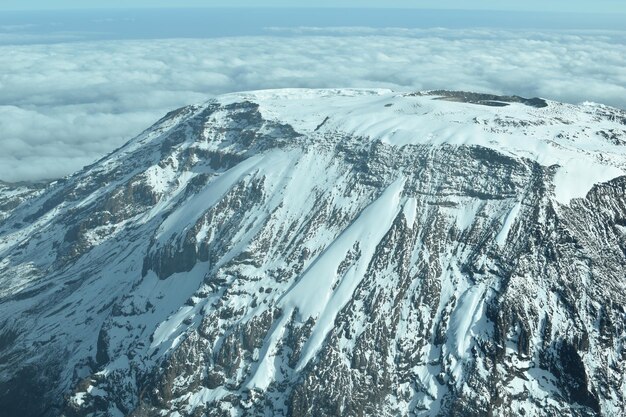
left=1, top=6, right=625, bottom=15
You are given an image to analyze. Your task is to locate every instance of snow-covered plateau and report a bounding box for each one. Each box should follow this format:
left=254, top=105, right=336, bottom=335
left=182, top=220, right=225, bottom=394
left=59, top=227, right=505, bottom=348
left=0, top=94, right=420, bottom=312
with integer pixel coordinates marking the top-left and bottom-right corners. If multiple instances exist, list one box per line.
left=0, top=89, right=625, bottom=417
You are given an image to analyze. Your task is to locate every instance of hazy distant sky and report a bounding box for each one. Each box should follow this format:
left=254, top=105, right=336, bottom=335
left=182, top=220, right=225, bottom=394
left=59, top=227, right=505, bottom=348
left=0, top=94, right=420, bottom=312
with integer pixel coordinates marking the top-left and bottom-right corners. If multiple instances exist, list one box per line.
left=1, top=0, right=625, bottom=13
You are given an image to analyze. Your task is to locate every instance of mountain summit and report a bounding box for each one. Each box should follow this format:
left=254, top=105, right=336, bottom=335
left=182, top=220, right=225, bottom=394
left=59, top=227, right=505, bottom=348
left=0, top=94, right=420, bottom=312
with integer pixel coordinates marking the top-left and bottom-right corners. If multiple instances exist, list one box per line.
left=0, top=89, right=625, bottom=417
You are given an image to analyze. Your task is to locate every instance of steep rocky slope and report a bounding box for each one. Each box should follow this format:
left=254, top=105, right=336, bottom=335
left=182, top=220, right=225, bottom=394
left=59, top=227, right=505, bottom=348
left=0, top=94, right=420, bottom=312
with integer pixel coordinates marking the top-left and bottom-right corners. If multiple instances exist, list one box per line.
left=0, top=89, right=624, bottom=417
left=0, top=180, right=47, bottom=222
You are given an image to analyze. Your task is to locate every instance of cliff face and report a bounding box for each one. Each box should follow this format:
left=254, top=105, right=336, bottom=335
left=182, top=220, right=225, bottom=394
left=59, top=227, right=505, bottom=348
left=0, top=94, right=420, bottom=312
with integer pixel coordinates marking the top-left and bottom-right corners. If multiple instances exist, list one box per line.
left=0, top=89, right=624, bottom=417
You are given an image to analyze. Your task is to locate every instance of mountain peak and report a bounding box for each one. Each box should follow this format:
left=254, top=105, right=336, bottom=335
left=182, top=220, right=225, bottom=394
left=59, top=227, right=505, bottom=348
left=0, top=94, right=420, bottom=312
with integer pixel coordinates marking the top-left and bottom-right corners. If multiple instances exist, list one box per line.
left=0, top=89, right=625, bottom=417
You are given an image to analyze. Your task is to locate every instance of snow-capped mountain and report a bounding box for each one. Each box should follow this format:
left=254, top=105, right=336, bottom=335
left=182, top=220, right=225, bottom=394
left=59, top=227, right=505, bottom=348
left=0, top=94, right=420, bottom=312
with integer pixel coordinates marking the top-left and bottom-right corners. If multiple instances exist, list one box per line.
left=0, top=89, right=624, bottom=417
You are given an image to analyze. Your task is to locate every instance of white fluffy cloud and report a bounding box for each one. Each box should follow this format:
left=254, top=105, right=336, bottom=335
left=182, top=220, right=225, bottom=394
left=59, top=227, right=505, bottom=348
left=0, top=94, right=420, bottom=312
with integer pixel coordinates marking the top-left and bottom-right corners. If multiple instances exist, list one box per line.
left=1, top=28, right=625, bottom=181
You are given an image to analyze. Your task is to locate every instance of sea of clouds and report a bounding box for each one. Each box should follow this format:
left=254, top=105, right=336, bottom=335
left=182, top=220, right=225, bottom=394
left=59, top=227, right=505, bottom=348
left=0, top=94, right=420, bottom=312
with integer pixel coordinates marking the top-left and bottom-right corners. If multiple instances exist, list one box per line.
left=1, top=28, right=625, bottom=181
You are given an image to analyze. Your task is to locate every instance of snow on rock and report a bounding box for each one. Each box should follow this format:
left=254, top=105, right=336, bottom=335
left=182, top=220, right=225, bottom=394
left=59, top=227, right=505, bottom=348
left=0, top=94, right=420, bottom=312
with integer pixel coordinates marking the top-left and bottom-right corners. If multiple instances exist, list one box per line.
left=448, top=283, right=487, bottom=359
left=0, top=88, right=625, bottom=417
left=496, top=201, right=522, bottom=246
left=403, top=197, right=418, bottom=229
left=553, top=158, right=625, bottom=204
left=284, top=177, right=405, bottom=370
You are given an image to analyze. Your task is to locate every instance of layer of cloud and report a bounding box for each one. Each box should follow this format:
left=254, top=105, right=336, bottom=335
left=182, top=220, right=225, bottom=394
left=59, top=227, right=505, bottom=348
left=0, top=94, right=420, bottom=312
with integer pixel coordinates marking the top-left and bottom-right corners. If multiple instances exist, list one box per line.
left=1, top=28, right=625, bottom=182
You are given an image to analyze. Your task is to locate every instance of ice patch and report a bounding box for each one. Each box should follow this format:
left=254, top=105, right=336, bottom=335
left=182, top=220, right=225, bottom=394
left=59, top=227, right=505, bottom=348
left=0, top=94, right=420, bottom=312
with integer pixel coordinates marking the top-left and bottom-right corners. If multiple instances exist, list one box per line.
left=184, top=386, right=229, bottom=410
left=496, top=201, right=522, bottom=246
left=553, top=159, right=624, bottom=204
left=448, top=284, right=486, bottom=358
left=246, top=312, right=291, bottom=390
left=403, top=197, right=417, bottom=229
left=72, top=392, right=86, bottom=406
left=455, top=200, right=482, bottom=231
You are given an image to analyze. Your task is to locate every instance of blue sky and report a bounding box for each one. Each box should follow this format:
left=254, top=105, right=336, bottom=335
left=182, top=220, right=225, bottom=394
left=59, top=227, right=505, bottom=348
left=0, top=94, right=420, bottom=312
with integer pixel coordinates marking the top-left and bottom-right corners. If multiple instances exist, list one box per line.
left=1, top=0, right=625, bottom=13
